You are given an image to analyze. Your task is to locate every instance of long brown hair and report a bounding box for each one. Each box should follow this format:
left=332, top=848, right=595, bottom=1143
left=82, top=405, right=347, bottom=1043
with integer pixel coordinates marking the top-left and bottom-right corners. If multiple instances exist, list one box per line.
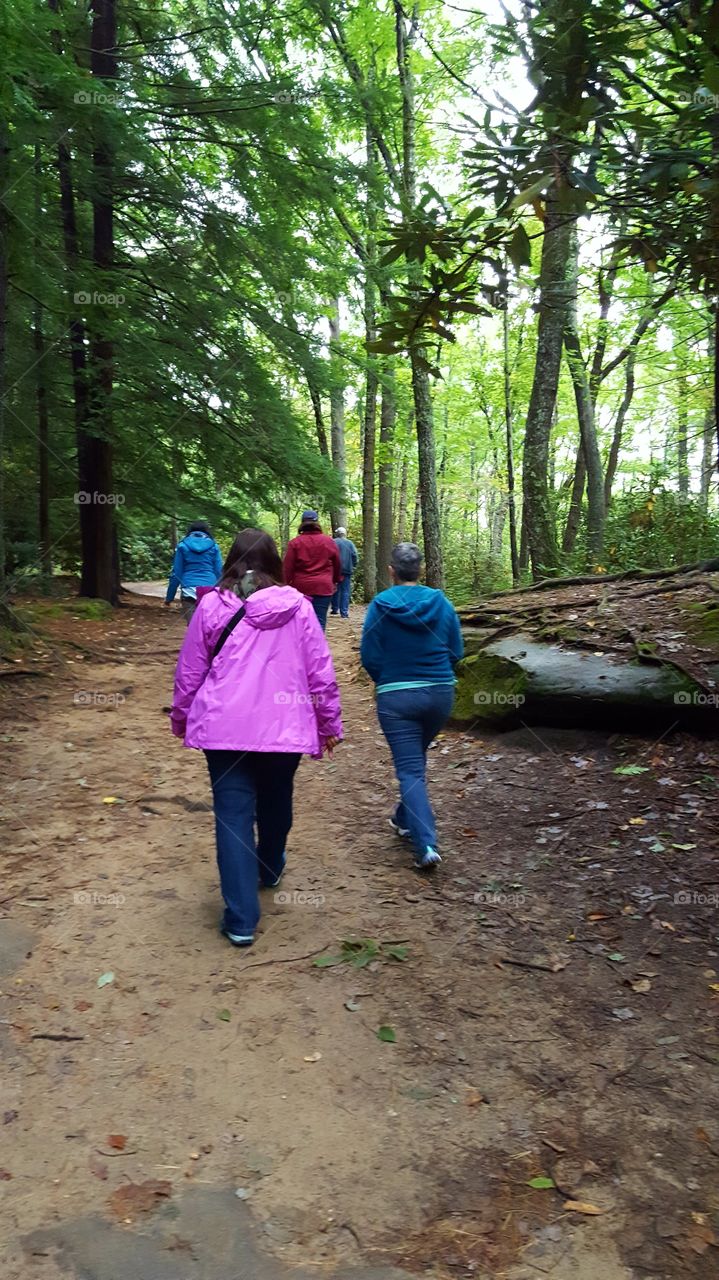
left=218, top=528, right=284, bottom=594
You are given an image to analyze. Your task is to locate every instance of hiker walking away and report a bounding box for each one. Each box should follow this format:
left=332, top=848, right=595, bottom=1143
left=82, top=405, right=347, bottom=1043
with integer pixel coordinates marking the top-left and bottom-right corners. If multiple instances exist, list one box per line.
left=165, top=521, right=223, bottom=623
left=330, top=526, right=358, bottom=619
left=360, top=542, right=463, bottom=871
left=171, top=529, right=343, bottom=947
left=283, top=510, right=341, bottom=632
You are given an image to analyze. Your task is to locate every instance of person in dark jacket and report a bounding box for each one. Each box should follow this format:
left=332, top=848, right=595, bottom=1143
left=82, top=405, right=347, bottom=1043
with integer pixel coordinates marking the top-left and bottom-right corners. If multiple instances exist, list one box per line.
left=165, top=521, right=223, bottom=623
left=283, top=510, right=341, bottom=631
left=330, top=526, right=358, bottom=618
left=361, top=542, right=463, bottom=871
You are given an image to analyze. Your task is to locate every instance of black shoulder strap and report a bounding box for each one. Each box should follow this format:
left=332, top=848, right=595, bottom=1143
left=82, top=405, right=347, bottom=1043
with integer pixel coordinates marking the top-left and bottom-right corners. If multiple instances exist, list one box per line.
left=212, top=605, right=246, bottom=659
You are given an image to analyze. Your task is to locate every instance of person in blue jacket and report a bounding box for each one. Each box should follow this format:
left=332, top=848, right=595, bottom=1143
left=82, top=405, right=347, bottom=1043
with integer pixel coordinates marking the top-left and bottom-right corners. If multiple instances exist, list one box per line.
left=360, top=542, right=463, bottom=871
left=330, top=526, right=358, bottom=618
left=165, top=521, right=223, bottom=623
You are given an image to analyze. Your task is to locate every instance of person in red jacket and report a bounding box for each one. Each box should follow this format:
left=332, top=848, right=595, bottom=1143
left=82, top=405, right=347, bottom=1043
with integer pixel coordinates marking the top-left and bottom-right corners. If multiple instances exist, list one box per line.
left=283, top=510, right=341, bottom=631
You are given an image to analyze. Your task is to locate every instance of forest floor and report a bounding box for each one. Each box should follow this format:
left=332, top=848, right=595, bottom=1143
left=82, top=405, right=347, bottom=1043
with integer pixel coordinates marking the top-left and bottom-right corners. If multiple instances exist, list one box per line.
left=1, top=586, right=718, bottom=1280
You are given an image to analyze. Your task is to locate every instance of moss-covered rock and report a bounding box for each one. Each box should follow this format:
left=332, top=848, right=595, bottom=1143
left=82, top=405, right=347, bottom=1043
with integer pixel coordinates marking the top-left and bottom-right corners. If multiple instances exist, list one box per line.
left=453, top=651, right=528, bottom=724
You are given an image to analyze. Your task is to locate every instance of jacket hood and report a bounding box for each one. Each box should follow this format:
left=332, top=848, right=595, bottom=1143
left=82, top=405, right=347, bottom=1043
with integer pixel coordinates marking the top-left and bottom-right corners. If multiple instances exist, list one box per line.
left=241, top=585, right=303, bottom=630
left=182, top=531, right=214, bottom=551
left=373, top=584, right=447, bottom=630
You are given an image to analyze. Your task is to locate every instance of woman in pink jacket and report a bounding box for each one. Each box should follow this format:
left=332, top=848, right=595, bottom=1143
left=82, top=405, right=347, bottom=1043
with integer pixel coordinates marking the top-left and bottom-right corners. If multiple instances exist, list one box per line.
left=171, top=529, right=343, bottom=947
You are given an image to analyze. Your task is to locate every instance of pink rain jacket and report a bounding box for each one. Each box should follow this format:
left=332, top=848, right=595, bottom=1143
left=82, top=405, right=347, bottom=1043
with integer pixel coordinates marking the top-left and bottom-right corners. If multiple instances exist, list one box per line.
left=170, top=586, right=343, bottom=757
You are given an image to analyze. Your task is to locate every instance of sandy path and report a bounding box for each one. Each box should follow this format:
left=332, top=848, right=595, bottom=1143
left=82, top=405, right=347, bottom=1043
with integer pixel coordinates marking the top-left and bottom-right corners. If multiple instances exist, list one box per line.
left=1, top=596, right=717, bottom=1279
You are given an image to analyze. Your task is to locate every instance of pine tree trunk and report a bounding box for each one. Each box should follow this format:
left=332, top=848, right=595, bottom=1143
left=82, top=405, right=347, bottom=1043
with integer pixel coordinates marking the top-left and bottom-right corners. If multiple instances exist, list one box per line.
left=677, top=358, right=690, bottom=498
left=562, top=443, right=586, bottom=556
left=34, top=145, right=51, bottom=585
left=361, top=126, right=378, bottom=600
left=377, top=361, right=396, bottom=590
left=522, top=196, right=570, bottom=578
left=563, top=226, right=605, bottom=567
left=411, top=483, right=421, bottom=543
left=395, top=1, right=443, bottom=587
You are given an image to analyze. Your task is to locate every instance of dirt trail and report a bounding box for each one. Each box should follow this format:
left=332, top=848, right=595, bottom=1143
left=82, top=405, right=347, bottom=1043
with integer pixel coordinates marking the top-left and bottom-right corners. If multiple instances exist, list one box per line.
left=1, top=595, right=718, bottom=1280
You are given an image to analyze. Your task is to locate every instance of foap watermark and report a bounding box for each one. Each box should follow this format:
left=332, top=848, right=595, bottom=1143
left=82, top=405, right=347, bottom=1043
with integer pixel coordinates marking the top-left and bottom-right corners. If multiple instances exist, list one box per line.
left=473, top=690, right=526, bottom=708
left=677, top=87, right=719, bottom=109
left=274, top=691, right=324, bottom=706
left=674, top=691, right=719, bottom=707
left=74, top=491, right=125, bottom=506
left=475, top=889, right=526, bottom=907
left=74, top=90, right=118, bottom=106
left=674, top=889, right=718, bottom=908
left=273, top=890, right=325, bottom=908
left=74, top=290, right=125, bottom=307
left=73, top=691, right=126, bottom=707
left=73, top=890, right=126, bottom=906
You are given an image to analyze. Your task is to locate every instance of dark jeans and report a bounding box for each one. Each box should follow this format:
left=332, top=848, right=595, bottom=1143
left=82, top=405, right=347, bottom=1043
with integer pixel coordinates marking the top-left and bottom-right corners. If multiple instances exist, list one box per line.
left=205, top=750, right=301, bottom=935
left=376, top=685, right=455, bottom=854
left=331, top=576, right=352, bottom=617
left=180, top=596, right=197, bottom=624
left=310, top=594, right=332, bottom=631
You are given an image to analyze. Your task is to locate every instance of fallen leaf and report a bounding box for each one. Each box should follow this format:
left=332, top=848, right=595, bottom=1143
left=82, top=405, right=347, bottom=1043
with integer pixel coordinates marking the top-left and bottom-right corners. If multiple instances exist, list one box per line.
left=587, top=912, right=610, bottom=922
left=303, top=1051, right=322, bottom=1062
left=344, top=999, right=360, bottom=1012
left=629, top=817, right=646, bottom=826
left=377, top=1025, right=396, bottom=1043
left=0, top=1170, right=12, bottom=1181
left=608, top=953, right=626, bottom=963
left=563, top=1199, right=606, bottom=1215
left=101, top=796, right=123, bottom=805
left=217, top=1009, right=231, bottom=1022
left=527, top=1176, right=555, bottom=1190
left=97, top=972, right=114, bottom=988
left=108, top=1180, right=171, bottom=1220
left=108, top=1134, right=127, bottom=1150
left=464, top=1089, right=485, bottom=1106
left=74, top=1000, right=93, bottom=1012
left=630, top=978, right=652, bottom=993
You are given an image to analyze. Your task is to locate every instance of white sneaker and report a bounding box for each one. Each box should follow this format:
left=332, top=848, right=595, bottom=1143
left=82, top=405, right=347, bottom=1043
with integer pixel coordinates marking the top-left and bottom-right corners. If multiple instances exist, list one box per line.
left=389, top=816, right=410, bottom=838
left=414, top=847, right=442, bottom=870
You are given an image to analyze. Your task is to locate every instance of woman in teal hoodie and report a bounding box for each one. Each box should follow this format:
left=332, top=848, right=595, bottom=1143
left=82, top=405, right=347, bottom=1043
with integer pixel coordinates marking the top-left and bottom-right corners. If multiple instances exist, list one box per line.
left=165, top=521, right=223, bottom=623
left=360, top=543, right=463, bottom=870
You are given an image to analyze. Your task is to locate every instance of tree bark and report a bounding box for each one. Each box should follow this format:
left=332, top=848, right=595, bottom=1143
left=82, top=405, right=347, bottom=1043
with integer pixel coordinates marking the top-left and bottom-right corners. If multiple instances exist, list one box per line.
left=328, top=296, right=347, bottom=528
left=521, top=196, right=570, bottom=578
left=603, top=349, right=636, bottom=508
left=361, top=125, right=378, bottom=600
left=33, top=144, right=51, bottom=584
left=676, top=354, right=689, bottom=498
left=502, top=296, right=520, bottom=584
left=701, top=401, right=714, bottom=504
left=377, top=360, right=396, bottom=590
left=411, top=483, right=421, bottom=543
left=395, top=1, right=443, bottom=587
left=84, top=0, right=119, bottom=603
left=396, top=449, right=409, bottom=541
left=563, top=226, right=605, bottom=566
left=0, top=117, right=9, bottom=597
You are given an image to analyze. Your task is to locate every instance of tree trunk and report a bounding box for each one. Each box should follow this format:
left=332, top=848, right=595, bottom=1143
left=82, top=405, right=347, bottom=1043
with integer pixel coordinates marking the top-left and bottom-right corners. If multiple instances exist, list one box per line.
left=328, top=296, right=347, bottom=528
left=676, top=356, right=690, bottom=498
left=562, top=443, right=586, bottom=556
left=396, top=449, right=409, bottom=540
left=307, top=378, right=330, bottom=458
left=701, top=401, right=714, bottom=504
left=377, top=361, right=396, bottom=590
left=604, top=348, right=637, bottom=508
left=502, top=297, right=520, bottom=584
left=34, top=144, right=51, bottom=585
left=0, top=117, right=9, bottom=597
left=563, top=226, right=605, bottom=567
left=395, top=1, right=443, bottom=587
left=361, top=125, right=378, bottom=600
left=521, top=195, right=570, bottom=578
left=411, top=483, right=421, bottom=543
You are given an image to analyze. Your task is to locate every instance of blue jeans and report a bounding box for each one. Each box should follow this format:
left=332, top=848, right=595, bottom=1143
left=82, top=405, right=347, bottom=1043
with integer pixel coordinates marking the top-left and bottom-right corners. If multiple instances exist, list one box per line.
left=310, top=594, right=332, bottom=631
left=376, top=686, right=455, bottom=854
left=331, top=576, right=352, bottom=617
left=205, top=750, right=301, bottom=935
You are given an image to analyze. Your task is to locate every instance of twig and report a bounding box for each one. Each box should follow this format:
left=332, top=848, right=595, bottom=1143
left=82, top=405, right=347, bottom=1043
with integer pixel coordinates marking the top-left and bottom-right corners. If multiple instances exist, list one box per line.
left=241, top=944, right=330, bottom=970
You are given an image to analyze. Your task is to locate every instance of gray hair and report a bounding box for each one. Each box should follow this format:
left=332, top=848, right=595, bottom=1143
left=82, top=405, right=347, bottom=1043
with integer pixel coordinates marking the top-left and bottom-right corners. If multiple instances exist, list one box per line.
left=390, top=542, right=422, bottom=582
left=335, top=526, right=347, bottom=537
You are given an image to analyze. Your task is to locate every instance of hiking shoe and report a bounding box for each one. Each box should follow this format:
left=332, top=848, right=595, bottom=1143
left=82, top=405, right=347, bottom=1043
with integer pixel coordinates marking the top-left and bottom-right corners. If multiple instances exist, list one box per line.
left=260, top=852, right=286, bottom=889
left=389, top=817, right=410, bottom=838
left=414, top=847, right=442, bottom=871
left=222, top=928, right=254, bottom=947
